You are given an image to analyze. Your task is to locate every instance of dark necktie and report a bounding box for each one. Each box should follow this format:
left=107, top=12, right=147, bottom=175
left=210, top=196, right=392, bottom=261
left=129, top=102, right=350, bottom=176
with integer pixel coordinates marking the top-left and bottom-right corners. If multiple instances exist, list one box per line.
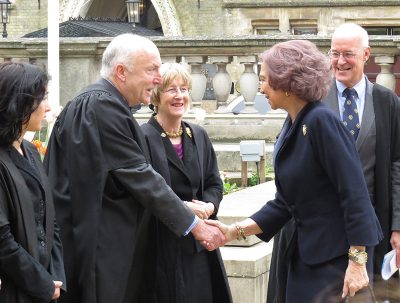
left=342, top=88, right=360, bottom=140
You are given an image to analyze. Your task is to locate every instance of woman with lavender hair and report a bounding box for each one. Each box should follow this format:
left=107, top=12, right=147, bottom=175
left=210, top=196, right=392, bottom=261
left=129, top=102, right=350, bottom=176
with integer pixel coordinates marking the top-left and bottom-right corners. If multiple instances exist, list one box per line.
left=206, top=40, right=382, bottom=303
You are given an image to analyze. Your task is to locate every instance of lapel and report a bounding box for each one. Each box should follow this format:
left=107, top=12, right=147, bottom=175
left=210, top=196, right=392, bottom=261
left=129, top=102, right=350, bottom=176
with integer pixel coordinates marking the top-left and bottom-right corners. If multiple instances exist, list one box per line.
left=356, top=79, right=375, bottom=151
left=322, top=78, right=375, bottom=152
left=182, top=124, right=194, bottom=166
left=143, top=118, right=171, bottom=185
left=0, top=147, right=38, bottom=257
left=189, top=123, right=205, bottom=195
left=275, top=103, right=316, bottom=161
left=14, top=143, right=44, bottom=191
left=148, top=117, right=191, bottom=181
left=24, top=141, right=55, bottom=252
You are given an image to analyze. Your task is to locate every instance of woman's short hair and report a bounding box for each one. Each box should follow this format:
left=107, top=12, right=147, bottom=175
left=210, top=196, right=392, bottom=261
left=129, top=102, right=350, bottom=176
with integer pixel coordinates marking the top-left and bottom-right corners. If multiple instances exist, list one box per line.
left=151, top=63, right=191, bottom=107
left=261, top=40, right=332, bottom=102
left=0, top=62, right=48, bottom=147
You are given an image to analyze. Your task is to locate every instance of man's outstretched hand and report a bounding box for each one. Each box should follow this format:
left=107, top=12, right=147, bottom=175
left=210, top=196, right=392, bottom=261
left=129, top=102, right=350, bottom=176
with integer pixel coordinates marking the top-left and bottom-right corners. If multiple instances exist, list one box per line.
left=191, top=219, right=226, bottom=251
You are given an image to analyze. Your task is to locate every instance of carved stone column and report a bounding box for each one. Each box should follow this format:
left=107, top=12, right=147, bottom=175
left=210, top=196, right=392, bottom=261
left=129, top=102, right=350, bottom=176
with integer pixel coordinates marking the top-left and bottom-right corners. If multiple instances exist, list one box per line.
left=375, top=55, right=396, bottom=92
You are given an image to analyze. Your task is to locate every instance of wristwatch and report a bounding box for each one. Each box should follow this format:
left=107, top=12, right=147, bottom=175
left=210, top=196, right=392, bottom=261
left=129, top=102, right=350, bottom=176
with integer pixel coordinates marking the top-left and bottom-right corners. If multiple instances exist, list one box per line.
left=348, top=248, right=368, bottom=265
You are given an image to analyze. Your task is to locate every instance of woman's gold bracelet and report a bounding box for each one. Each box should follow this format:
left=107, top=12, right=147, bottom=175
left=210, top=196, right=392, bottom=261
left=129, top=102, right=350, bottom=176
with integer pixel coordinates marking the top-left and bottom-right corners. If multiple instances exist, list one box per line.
left=235, top=223, right=246, bottom=240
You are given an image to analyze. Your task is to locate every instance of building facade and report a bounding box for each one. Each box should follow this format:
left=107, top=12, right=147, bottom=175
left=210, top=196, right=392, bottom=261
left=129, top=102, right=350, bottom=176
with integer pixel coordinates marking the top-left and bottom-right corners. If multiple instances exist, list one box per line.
left=2, top=0, right=400, bottom=97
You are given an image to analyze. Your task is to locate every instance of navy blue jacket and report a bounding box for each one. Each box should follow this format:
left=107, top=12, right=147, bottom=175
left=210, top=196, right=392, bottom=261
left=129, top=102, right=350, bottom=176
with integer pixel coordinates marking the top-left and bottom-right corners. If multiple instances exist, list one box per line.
left=251, top=101, right=382, bottom=265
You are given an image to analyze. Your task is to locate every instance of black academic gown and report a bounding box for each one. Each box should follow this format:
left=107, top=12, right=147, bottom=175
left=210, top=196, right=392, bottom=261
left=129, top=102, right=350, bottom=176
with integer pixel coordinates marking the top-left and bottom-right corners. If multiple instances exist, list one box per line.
left=141, top=117, right=232, bottom=303
left=0, top=141, right=65, bottom=303
left=44, top=79, right=196, bottom=303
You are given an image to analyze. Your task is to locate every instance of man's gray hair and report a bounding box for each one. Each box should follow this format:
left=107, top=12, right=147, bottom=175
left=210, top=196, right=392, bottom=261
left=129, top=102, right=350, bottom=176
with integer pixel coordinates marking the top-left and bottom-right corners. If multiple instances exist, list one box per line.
left=332, top=23, right=369, bottom=48
left=100, top=34, right=159, bottom=79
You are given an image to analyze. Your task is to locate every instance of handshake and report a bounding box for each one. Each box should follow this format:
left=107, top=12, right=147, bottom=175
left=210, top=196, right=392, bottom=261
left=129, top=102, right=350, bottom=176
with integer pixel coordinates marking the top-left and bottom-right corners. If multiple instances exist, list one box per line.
left=191, top=218, right=254, bottom=251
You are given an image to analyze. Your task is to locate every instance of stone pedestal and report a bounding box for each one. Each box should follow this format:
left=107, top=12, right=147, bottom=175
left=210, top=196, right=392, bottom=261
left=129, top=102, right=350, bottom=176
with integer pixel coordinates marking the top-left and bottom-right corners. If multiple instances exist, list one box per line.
left=218, top=181, right=277, bottom=303
left=221, top=241, right=273, bottom=303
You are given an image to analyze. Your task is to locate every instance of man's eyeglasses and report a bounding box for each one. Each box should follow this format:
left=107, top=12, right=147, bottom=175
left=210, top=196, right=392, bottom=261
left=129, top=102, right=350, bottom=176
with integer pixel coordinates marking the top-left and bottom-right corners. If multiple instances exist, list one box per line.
left=328, top=50, right=361, bottom=60
left=163, top=87, right=189, bottom=95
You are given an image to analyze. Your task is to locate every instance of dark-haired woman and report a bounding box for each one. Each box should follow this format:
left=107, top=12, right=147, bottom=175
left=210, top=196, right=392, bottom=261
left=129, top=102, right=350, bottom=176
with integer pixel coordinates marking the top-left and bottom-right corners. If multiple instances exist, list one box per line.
left=0, top=62, right=65, bottom=303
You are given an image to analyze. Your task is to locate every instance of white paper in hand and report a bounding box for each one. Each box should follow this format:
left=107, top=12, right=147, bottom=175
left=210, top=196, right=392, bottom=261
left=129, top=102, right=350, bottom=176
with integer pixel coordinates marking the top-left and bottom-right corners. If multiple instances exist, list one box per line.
left=381, top=249, right=399, bottom=280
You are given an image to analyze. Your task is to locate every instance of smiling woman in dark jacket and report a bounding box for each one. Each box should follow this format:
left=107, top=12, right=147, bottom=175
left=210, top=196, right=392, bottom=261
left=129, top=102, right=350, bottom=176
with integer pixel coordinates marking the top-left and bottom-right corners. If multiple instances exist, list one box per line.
left=141, top=63, right=232, bottom=303
left=0, top=62, right=66, bottom=303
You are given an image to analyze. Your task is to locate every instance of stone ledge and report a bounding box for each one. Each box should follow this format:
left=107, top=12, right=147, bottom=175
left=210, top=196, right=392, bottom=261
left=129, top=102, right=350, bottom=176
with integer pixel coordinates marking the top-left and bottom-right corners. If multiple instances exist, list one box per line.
left=219, top=181, right=276, bottom=218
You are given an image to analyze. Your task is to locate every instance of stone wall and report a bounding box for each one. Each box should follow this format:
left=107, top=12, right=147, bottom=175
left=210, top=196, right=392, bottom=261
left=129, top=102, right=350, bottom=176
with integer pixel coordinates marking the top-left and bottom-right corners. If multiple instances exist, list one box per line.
left=5, top=0, right=400, bottom=39
left=173, top=0, right=233, bottom=37
left=7, top=0, right=48, bottom=38
left=170, top=0, right=400, bottom=37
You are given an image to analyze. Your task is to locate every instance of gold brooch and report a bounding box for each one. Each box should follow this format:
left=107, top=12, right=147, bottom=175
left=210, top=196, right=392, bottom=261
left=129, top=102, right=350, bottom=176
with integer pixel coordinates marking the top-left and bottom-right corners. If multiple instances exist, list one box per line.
left=186, top=127, right=192, bottom=138
left=302, top=124, right=307, bottom=136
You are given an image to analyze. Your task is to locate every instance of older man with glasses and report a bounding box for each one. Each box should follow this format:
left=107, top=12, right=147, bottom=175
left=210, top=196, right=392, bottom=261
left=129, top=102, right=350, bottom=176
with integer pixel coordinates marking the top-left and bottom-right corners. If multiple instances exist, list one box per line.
left=267, top=23, right=400, bottom=303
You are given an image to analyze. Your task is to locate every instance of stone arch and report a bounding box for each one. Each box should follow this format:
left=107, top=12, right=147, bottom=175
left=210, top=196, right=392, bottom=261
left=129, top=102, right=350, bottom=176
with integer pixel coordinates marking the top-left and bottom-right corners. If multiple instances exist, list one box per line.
left=59, top=0, right=182, bottom=36
left=60, top=0, right=95, bottom=21
left=149, top=0, right=181, bottom=36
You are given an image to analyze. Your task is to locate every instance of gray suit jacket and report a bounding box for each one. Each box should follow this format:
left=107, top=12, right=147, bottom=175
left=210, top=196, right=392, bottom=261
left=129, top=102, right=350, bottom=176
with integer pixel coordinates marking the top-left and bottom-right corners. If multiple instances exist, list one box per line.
left=323, top=78, right=376, bottom=205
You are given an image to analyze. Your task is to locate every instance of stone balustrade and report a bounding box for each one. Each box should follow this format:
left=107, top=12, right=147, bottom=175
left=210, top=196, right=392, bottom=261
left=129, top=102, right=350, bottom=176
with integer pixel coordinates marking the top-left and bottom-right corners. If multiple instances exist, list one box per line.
left=0, top=35, right=399, bottom=109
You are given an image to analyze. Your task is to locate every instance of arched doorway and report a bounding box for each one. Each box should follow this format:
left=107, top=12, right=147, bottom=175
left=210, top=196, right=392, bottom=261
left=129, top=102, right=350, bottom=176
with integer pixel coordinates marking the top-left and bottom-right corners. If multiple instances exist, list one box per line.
left=60, top=0, right=182, bottom=36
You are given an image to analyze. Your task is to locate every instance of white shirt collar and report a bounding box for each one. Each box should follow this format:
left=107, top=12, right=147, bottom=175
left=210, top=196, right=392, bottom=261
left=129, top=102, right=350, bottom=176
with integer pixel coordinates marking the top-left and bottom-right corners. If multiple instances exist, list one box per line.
left=336, top=77, right=366, bottom=100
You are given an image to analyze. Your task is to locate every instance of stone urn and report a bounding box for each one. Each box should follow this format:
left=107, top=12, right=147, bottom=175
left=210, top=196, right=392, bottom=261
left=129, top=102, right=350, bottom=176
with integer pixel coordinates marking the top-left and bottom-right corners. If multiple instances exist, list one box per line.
left=212, top=63, right=232, bottom=104
left=239, top=63, right=259, bottom=103
left=190, top=64, right=207, bottom=103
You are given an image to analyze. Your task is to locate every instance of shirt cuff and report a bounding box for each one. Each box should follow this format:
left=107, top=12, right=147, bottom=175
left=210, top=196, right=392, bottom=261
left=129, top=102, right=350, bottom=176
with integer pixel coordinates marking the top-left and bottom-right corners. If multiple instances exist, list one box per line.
left=183, top=216, right=199, bottom=236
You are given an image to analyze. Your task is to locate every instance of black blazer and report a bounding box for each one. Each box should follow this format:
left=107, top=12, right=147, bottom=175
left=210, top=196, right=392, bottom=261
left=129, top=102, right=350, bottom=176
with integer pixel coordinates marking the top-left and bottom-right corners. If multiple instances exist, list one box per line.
left=141, top=117, right=232, bottom=303
left=251, top=102, right=382, bottom=265
left=0, top=141, right=65, bottom=303
left=142, top=116, right=222, bottom=212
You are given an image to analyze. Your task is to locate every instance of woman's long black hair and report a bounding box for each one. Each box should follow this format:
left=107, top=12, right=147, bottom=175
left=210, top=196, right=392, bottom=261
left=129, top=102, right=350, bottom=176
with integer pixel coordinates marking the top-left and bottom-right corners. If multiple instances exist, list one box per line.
left=0, top=62, right=48, bottom=147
